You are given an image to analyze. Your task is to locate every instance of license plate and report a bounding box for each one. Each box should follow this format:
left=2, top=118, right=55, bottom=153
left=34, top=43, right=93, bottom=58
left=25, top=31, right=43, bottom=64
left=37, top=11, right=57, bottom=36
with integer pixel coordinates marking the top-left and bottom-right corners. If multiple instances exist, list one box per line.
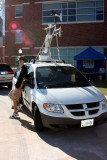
left=81, top=119, right=94, bottom=127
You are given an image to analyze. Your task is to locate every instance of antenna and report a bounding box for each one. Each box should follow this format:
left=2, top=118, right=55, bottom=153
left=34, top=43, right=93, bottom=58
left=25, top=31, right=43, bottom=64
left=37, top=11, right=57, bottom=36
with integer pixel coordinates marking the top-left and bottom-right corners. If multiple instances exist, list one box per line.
left=52, top=10, right=62, bottom=22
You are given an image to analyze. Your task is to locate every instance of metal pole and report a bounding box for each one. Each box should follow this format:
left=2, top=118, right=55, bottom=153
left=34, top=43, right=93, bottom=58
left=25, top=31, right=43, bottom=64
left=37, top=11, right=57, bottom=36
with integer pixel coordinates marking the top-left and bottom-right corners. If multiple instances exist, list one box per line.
left=2, top=46, right=5, bottom=63
left=56, top=33, right=60, bottom=60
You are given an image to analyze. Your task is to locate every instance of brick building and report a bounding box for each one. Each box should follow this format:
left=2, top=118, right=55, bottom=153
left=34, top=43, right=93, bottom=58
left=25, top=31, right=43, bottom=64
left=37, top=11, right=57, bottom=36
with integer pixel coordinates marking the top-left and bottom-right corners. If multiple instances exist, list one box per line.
left=5, top=0, right=107, bottom=66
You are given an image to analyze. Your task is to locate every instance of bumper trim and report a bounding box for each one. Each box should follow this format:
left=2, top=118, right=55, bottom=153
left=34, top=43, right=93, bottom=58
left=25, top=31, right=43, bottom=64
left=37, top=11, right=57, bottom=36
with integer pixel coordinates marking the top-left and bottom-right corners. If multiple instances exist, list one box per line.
left=41, top=112, right=107, bottom=128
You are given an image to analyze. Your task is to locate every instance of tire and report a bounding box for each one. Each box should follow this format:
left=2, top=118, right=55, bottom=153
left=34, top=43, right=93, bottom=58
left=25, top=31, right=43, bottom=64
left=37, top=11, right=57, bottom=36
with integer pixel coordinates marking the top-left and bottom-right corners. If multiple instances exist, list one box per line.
left=8, top=84, right=12, bottom=88
left=19, top=94, right=24, bottom=105
left=34, top=106, right=44, bottom=132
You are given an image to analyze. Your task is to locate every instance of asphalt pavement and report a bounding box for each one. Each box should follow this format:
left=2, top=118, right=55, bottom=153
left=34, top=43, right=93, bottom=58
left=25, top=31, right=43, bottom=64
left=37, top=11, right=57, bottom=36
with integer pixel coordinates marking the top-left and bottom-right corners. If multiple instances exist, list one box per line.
left=0, top=86, right=107, bottom=160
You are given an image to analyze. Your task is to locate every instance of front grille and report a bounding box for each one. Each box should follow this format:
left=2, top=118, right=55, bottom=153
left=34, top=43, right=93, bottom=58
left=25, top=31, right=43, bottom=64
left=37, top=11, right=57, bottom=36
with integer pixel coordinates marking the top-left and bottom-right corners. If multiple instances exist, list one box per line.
left=89, top=109, right=99, bottom=115
left=66, top=101, right=100, bottom=117
left=66, top=104, right=83, bottom=110
left=71, top=111, right=85, bottom=116
left=87, top=102, right=99, bottom=108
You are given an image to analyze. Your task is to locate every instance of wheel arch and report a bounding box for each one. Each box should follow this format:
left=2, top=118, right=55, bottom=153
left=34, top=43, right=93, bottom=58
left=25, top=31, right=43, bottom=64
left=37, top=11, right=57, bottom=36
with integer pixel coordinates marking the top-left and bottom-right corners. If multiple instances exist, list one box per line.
left=32, top=101, right=44, bottom=131
left=32, top=101, right=38, bottom=115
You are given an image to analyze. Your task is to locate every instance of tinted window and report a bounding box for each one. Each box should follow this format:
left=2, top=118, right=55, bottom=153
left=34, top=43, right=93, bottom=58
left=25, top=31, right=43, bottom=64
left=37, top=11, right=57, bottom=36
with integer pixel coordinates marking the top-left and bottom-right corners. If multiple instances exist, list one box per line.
left=0, top=64, right=13, bottom=71
left=28, top=67, right=34, bottom=84
left=28, top=72, right=34, bottom=84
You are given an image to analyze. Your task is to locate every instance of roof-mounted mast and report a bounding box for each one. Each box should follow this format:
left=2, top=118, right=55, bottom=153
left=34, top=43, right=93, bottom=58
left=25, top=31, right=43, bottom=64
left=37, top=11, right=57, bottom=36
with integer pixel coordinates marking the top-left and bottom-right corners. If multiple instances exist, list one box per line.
left=38, top=11, right=62, bottom=60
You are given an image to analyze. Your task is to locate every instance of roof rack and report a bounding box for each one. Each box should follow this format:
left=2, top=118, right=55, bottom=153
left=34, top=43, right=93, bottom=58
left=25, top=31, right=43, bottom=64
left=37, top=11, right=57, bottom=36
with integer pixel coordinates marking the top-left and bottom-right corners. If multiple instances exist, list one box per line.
left=37, top=60, right=63, bottom=63
left=31, top=59, right=64, bottom=64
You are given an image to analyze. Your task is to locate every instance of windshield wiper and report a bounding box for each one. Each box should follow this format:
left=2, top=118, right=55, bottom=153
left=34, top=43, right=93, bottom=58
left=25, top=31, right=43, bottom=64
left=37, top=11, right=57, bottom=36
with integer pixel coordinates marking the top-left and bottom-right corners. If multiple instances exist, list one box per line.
left=39, top=81, right=91, bottom=89
left=73, top=82, right=91, bottom=87
left=60, top=81, right=90, bottom=87
left=46, top=82, right=74, bottom=88
left=59, top=81, right=73, bottom=87
left=44, top=81, right=75, bottom=88
left=44, top=83, right=62, bottom=88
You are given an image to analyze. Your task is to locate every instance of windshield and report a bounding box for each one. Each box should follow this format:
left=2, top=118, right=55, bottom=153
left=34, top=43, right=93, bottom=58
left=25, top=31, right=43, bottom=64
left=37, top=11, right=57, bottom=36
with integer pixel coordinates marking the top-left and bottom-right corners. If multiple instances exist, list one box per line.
left=36, top=66, right=91, bottom=89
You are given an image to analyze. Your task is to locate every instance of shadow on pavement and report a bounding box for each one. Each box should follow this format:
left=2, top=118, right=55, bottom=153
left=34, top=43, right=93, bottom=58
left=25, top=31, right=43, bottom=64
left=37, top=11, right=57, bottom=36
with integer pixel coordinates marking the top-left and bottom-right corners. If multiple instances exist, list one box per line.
left=17, top=117, right=35, bottom=132
left=37, top=123, right=107, bottom=160
left=14, top=105, right=107, bottom=160
left=20, top=105, right=33, bottom=119
left=16, top=106, right=35, bottom=132
left=0, top=86, right=11, bottom=96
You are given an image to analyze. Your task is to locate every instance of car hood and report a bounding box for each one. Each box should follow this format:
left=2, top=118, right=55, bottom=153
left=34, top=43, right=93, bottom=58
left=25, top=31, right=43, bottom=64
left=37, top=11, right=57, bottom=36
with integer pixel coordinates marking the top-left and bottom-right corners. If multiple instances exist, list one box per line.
left=38, top=86, right=104, bottom=104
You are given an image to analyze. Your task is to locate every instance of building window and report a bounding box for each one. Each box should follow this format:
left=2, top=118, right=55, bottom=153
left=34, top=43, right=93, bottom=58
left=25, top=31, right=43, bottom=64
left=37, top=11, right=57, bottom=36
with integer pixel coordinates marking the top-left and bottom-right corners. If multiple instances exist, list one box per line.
left=15, top=30, right=23, bottom=43
left=15, top=5, right=23, bottom=17
left=44, top=47, right=104, bottom=66
left=42, top=0, right=104, bottom=24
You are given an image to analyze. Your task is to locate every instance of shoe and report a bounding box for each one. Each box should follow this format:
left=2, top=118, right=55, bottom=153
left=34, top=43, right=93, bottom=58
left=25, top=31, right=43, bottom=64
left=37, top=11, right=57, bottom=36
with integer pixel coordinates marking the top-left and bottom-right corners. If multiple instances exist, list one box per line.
left=9, top=113, right=18, bottom=119
left=16, top=104, right=23, bottom=113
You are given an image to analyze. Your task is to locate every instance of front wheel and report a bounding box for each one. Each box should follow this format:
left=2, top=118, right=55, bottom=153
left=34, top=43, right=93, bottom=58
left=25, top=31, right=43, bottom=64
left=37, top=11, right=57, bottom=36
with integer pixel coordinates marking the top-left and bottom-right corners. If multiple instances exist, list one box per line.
left=34, top=106, right=44, bottom=132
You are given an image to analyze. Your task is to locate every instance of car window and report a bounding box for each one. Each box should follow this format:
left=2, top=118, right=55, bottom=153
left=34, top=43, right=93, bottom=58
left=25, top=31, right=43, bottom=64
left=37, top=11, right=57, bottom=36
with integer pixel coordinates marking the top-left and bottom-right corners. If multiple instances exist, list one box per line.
left=28, top=67, right=34, bottom=84
left=0, top=64, right=13, bottom=71
left=28, top=72, right=34, bottom=84
left=28, top=66, right=34, bottom=74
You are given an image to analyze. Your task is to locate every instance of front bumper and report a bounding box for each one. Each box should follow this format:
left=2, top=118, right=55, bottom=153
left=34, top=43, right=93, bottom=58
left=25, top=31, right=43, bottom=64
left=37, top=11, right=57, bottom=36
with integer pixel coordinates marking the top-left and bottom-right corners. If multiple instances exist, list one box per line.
left=0, top=81, right=12, bottom=86
left=41, top=112, right=107, bottom=128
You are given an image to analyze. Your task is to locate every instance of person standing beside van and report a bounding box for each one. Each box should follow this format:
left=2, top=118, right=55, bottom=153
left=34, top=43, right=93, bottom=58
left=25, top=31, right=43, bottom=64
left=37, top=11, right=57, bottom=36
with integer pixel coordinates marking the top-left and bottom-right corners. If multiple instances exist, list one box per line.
left=9, top=56, right=28, bottom=119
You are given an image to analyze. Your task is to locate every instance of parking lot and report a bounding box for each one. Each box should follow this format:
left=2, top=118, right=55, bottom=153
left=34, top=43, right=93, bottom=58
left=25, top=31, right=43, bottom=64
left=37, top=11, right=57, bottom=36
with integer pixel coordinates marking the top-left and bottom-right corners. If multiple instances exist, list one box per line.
left=0, top=87, right=107, bottom=160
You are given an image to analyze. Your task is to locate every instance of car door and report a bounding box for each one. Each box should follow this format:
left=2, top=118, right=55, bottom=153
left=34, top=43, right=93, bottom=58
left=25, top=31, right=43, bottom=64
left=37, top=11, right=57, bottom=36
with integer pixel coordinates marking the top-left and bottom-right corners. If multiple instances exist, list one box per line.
left=23, top=66, right=35, bottom=110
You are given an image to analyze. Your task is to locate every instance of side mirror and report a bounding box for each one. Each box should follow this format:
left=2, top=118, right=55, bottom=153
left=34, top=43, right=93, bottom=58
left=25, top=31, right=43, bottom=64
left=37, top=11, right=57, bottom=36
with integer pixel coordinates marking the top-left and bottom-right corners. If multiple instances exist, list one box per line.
left=88, top=79, right=93, bottom=85
left=23, top=79, right=35, bottom=89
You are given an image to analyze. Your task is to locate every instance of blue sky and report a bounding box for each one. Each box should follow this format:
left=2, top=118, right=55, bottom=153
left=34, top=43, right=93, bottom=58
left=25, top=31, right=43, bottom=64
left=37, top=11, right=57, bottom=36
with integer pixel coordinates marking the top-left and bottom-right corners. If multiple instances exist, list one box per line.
left=0, top=0, right=5, bottom=15
left=0, top=0, right=5, bottom=35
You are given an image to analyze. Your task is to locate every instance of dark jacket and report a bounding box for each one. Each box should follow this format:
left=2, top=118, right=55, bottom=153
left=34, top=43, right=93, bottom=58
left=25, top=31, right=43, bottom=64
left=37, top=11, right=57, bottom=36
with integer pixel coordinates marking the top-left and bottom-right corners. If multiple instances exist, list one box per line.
left=15, top=65, right=28, bottom=89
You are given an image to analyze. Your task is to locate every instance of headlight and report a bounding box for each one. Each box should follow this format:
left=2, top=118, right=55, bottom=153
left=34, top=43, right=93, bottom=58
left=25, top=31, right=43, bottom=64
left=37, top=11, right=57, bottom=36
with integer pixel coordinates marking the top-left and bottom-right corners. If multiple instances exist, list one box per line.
left=102, top=99, right=107, bottom=109
left=43, top=103, right=64, bottom=113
